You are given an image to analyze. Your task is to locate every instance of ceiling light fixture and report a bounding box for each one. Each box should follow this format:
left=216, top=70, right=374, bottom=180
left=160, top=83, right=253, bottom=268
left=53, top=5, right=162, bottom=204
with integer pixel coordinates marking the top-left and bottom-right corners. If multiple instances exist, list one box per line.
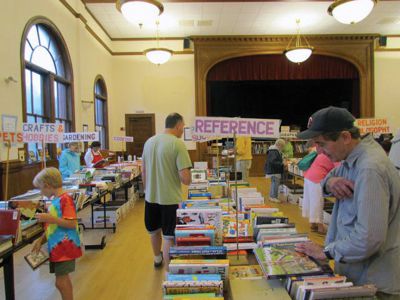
left=144, top=21, right=173, bottom=65
left=328, top=0, right=377, bottom=24
left=284, top=19, right=313, bottom=64
left=116, top=0, right=164, bottom=27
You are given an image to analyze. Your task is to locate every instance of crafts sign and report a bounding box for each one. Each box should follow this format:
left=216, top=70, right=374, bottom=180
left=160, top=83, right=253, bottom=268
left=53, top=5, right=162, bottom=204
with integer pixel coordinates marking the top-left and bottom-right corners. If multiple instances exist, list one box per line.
left=63, top=132, right=99, bottom=142
left=22, top=123, right=64, bottom=143
left=355, top=118, right=391, bottom=135
left=194, top=117, right=280, bottom=138
left=112, top=136, right=134, bottom=142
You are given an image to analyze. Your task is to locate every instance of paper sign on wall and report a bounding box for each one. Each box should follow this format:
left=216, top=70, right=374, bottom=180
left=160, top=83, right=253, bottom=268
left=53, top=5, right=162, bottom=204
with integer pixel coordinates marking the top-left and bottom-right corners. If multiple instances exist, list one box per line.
left=193, top=117, right=281, bottom=138
left=22, top=123, right=64, bottom=143
left=63, top=132, right=99, bottom=142
left=355, top=118, right=391, bottom=135
left=112, top=136, right=134, bottom=142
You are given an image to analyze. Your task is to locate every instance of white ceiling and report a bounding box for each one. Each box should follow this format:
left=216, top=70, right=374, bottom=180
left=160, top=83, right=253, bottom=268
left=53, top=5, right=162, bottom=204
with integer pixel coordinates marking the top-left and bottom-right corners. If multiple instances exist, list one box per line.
left=86, top=1, right=400, bottom=39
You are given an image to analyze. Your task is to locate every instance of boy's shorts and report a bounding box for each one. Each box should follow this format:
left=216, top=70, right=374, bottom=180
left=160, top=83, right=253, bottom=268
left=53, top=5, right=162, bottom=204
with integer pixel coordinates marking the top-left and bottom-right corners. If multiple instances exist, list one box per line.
left=50, top=260, right=75, bottom=276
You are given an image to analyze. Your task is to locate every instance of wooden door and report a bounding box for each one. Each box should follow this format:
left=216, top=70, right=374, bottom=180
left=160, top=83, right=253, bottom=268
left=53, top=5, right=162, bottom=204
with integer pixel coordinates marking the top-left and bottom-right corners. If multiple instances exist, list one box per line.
left=125, top=114, right=155, bottom=157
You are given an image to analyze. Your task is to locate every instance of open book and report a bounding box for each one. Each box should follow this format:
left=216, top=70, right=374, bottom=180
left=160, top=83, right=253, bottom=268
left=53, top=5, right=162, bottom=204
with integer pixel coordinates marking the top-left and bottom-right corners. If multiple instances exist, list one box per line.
left=92, top=157, right=108, bottom=167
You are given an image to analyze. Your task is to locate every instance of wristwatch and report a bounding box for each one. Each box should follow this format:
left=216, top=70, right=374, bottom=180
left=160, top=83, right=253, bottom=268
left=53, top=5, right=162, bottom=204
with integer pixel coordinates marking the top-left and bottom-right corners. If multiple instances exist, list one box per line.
left=323, top=247, right=334, bottom=260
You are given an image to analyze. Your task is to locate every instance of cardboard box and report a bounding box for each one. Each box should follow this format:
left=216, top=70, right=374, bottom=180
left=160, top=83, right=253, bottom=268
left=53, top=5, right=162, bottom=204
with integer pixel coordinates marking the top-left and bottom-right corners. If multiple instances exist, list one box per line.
left=93, top=207, right=121, bottom=224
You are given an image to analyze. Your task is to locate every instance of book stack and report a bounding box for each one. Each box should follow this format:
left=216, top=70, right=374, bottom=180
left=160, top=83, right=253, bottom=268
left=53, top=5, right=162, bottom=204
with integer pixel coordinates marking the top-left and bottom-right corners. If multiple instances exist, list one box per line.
left=0, top=236, right=13, bottom=256
left=169, top=259, right=230, bottom=286
left=162, top=274, right=223, bottom=298
left=176, top=208, right=222, bottom=246
left=175, top=225, right=216, bottom=247
left=285, top=274, right=377, bottom=300
left=169, top=246, right=227, bottom=259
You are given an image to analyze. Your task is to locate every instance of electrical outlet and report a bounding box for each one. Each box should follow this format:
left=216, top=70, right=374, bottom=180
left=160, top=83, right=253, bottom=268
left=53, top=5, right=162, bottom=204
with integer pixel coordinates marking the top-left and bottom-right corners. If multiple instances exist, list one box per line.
left=18, top=149, right=25, bottom=161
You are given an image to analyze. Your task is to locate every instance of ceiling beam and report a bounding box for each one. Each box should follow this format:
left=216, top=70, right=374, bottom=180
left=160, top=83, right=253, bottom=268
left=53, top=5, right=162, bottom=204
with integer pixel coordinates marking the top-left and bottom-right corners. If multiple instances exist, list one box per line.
left=83, top=0, right=397, bottom=3
left=83, top=0, right=335, bottom=3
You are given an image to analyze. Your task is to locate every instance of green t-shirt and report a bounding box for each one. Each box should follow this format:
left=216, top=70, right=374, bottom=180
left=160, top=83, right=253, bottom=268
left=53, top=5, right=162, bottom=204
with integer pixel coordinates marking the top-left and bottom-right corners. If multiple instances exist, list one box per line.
left=142, top=133, right=192, bottom=205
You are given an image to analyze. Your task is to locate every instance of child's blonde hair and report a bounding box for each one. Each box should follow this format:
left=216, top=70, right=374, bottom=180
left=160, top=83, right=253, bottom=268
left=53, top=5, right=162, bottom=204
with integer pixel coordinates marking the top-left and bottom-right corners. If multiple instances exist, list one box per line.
left=33, top=167, right=63, bottom=188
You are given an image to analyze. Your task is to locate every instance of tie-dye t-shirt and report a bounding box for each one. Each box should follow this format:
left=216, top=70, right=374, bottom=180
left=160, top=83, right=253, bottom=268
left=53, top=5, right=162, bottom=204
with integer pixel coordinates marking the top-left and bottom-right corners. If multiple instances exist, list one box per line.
left=45, top=193, right=82, bottom=262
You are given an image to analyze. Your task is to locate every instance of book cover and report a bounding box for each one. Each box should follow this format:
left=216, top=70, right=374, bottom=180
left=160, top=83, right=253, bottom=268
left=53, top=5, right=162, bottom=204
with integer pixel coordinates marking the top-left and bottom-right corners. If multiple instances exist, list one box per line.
left=166, top=274, right=222, bottom=281
left=163, top=280, right=223, bottom=296
left=24, top=249, right=49, bottom=270
left=176, top=237, right=211, bottom=247
left=229, top=265, right=263, bottom=280
left=0, top=209, right=21, bottom=236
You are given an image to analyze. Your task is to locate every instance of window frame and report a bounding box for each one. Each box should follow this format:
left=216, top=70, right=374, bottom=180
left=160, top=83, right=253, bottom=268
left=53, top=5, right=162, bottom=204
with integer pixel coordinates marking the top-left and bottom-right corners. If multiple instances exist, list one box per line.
left=93, top=75, right=109, bottom=149
left=20, top=17, right=75, bottom=162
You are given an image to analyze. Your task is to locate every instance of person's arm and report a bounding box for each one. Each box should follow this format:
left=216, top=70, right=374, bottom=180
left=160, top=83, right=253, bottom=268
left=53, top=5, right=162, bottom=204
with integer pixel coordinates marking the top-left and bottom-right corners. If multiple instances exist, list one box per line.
left=36, top=213, right=77, bottom=229
left=176, top=140, right=193, bottom=186
left=179, top=168, right=191, bottom=185
left=31, top=233, right=47, bottom=253
left=84, top=150, right=93, bottom=167
left=141, top=157, right=146, bottom=190
left=324, top=169, right=389, bottom=263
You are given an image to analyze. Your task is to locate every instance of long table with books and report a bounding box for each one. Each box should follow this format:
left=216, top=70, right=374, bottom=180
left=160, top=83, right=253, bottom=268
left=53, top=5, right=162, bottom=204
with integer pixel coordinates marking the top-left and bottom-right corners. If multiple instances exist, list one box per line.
left=159, top=167, right=378, bottom=300
left=0, top=162, right=141, bottom=299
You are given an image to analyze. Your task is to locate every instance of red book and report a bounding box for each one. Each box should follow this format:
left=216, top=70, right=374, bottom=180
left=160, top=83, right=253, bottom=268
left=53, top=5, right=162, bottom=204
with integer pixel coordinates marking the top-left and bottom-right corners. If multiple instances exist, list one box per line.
left=176, top=237, right=211, bottom=246
left=223, top=236, right=254, bottom=243
left=0, top=210, right=21, bottom=236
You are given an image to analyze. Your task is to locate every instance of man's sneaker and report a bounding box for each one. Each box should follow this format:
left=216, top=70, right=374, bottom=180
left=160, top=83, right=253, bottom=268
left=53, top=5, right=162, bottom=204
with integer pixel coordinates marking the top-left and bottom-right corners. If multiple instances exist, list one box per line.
left=154, top=252, right=163, bottom=268
left=269, top=197, right=281, bottom=203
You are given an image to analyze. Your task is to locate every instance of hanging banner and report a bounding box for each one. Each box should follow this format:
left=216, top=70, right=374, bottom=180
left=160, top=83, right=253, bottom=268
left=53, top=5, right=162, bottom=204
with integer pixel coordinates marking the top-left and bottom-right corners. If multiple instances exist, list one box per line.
left=22, top=123, right=64, bottom=143
left=112, top=136, right=134, bottom=142
left=63, top=132, right=99, bottom=142
left=193, top=117, right=281, bottom=138
left=0, top=132, right=23, bottom=144
left=184, top=127, right=219, bottom=142
left=355, top=118, right=391, bottom=135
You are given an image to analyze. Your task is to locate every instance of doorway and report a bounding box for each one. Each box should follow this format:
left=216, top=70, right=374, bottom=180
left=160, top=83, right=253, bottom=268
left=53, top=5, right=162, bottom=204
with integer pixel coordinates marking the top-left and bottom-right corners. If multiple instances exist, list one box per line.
left=125, top=114, right=155, bottom=157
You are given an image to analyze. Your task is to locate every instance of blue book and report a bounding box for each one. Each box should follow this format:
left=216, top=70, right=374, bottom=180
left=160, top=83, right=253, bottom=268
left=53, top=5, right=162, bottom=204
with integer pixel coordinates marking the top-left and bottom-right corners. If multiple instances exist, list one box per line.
left=166, top=273, right=222, bottom=281
left=170, top=246, right=227, bottom=255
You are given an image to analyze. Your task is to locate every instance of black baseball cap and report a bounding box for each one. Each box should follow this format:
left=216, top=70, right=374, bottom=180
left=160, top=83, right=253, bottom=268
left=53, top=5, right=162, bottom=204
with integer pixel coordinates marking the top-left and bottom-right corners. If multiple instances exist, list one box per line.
left=297, top=106, right=355, bottom=139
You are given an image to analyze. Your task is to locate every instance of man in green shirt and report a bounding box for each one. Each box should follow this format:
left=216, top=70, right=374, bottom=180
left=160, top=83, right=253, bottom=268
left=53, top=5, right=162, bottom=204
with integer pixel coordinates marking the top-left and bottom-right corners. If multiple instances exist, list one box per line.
left=142, top=113, right=192, bottom=268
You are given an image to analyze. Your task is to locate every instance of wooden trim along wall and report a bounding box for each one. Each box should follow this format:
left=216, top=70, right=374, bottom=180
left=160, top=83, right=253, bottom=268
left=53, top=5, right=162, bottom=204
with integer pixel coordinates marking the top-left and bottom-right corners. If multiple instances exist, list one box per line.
left=193, top=35, right=376, bottom=158
left=0, top=160, right=58, bottom=199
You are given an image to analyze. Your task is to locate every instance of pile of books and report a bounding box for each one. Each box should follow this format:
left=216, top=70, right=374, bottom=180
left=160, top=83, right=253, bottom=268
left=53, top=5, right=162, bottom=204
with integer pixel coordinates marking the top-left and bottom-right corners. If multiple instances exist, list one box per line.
left=285, top=274, right=377, bottom=300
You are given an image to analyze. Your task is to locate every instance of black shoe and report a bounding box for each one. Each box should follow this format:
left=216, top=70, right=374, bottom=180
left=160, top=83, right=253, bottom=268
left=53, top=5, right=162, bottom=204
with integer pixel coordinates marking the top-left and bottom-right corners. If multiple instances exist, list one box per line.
left=154, top=251, right=163, bottom=268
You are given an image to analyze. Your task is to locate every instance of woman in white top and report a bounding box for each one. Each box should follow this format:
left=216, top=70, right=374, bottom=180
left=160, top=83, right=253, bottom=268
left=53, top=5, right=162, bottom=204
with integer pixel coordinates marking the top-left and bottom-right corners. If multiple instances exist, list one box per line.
left=84, top=141, right=105, bottom=168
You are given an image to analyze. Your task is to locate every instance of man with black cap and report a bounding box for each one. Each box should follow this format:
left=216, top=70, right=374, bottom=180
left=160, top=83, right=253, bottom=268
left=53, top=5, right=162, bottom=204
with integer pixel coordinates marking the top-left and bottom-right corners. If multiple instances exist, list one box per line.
left=295, top=106, right=400, bottom=299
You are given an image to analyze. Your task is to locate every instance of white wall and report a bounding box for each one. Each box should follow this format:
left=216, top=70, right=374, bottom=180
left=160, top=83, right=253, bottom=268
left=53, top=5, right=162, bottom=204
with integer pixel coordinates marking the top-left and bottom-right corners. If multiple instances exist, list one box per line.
left=375, top=50, right=400, bottom=133
left=109, top=54, right=196, bottom=151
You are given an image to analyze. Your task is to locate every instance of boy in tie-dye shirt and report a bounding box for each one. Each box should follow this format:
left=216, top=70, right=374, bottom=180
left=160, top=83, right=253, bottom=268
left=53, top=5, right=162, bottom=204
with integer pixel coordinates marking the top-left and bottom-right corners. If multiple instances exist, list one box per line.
left=32, top=167, right=82, bottom=300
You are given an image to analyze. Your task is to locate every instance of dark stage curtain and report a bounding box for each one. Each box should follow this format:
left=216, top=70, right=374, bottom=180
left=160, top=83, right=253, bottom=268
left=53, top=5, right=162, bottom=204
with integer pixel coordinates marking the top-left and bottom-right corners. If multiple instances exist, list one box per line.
left=207, top=54, right=359, bottom=81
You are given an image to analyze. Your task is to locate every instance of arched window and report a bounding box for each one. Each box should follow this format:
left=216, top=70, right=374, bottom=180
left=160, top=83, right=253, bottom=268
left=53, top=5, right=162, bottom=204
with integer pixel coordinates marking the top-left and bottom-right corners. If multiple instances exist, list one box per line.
left=22, top=19, right=74, bottom=162
left=94, top=76, right=108, bottom=148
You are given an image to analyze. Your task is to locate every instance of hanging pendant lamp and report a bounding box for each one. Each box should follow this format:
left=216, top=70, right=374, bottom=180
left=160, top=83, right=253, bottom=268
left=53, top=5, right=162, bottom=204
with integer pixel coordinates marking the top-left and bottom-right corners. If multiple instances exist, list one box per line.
left=144, top=21, right=173, bottom=65
left=284, top=19, right=314, bottom=64
left=116, top=0, right=164, bottom=26
left=328, top=0, right=377, bottom=24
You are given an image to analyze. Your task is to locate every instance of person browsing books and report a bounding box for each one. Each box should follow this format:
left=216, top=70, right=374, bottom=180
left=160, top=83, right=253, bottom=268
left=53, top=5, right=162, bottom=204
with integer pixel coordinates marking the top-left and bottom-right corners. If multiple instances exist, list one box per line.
left=264, top=139, right=286, bottom=203
left=142, top=113, right=192, bottom=268
left=235, top=135, right=253, bottom=182
left=31, top=167, right=82, bottom=300
left=301, top=140, right=338, bottom=234
left=84, top=141, right=106, bottom=168
left=59, top=142, right=81, bottom=179
left=295, top=106, right=400, bottom=299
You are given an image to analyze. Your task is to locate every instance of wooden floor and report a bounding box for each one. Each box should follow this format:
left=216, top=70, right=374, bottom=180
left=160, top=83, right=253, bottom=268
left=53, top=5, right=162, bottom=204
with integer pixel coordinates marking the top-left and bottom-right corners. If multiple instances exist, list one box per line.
left=0, top=177, right=325, bottom=300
